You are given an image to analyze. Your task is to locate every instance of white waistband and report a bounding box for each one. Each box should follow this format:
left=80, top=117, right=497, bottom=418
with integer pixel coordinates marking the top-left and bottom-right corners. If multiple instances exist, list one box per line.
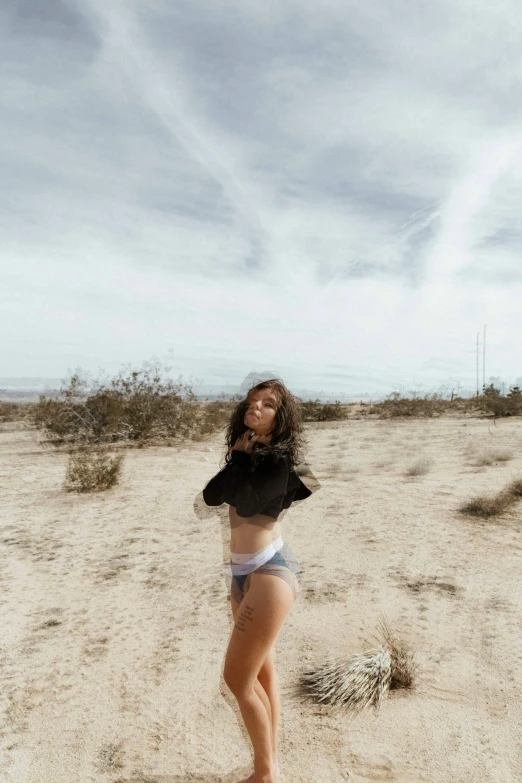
left=230, top=535, right=284, bottom=576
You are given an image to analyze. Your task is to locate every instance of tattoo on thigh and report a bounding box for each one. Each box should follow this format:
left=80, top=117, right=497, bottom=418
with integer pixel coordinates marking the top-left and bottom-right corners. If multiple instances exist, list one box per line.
left=234, top=603, right=254, bottom=633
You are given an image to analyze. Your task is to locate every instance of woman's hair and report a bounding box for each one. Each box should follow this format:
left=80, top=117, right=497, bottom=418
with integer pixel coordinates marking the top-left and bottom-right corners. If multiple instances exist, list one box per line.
left=223, top=379, right=307, bottom=467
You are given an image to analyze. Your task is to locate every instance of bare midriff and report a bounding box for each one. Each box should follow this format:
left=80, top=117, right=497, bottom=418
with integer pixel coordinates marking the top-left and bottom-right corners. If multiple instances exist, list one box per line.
left=229, top=505, right=283, bottom=554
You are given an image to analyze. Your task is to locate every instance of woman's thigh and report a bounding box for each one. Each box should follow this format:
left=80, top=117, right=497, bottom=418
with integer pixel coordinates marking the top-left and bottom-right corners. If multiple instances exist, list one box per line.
left=224, top=573, right=293, bottom=692
left=230, top=592, right=276, bottom=674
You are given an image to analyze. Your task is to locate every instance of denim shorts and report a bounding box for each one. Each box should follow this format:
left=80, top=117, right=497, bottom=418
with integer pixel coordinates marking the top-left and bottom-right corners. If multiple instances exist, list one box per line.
left=230, top=541, right=301, bottom=604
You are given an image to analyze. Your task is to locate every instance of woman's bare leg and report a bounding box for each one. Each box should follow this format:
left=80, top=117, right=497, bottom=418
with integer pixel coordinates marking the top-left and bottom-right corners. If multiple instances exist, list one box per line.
left=257, top=651, right=279, bottom=765
left=225, top=575, right=294, bottom=780
left=231, top=597, right=279, bottom=771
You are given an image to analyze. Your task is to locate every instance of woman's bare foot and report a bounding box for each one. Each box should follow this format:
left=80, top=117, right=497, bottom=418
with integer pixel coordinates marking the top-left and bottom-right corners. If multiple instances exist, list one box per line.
left=237, top=761, right=279, bottom=783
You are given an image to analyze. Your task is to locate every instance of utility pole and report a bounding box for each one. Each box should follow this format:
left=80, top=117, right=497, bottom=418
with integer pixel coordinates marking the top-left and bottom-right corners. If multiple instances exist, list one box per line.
left=483, top=324, right=486, bottom=392
left=476, top=332, right=480, bottom=399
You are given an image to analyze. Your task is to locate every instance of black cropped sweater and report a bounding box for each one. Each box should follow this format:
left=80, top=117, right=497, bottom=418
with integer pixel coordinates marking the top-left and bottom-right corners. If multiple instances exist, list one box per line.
left=202, top=448, right=315, bottom=520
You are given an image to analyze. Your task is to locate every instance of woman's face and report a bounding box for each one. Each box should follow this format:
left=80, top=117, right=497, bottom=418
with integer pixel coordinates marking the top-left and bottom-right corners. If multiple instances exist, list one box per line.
left=244, top=388, right=279, bottom=436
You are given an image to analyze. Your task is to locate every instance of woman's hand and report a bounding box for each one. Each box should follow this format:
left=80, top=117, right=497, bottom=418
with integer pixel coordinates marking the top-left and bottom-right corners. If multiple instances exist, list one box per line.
left=233, top=429, right=273, bottom=454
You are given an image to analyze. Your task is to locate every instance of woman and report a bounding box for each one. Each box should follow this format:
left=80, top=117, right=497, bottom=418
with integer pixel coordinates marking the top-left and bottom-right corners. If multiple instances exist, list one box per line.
left=202, top=379, right=320, bottom=783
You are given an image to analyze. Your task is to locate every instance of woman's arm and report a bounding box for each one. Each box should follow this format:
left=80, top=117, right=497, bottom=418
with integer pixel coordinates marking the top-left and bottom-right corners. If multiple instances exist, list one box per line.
left=202, top=431, right=285, bottom=512
left=202, top=464, right=230, bottom=506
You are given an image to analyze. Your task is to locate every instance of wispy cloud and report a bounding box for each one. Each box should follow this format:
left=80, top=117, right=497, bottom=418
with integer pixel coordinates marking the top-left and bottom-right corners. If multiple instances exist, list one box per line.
left=79, top=0, right=268, bottom=270
left=1, top=0, right=522, bottom=391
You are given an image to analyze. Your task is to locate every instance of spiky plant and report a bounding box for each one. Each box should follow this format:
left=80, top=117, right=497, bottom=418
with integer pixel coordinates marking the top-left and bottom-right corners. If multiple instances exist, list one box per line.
left=372, top=616, right=417, bottom=690
left=300, top=648, right=391, bottom=713
left=299, top=616, right=416, bottom=713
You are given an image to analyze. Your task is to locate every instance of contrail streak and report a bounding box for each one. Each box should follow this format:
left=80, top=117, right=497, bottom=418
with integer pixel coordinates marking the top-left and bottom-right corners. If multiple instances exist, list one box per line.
left=76, top=0, right=267, bottom=269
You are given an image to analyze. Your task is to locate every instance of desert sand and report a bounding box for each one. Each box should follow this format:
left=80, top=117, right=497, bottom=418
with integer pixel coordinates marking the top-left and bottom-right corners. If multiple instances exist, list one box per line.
left=1, top=413, right=521, bottom=782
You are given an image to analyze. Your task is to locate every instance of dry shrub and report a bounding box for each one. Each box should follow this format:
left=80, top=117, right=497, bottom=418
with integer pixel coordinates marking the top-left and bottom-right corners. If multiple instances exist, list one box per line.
left=458, top=489, right=514, bottom=518
left=0, top=401, right=35, bottom=423
left=480, top=384, right=522, bottom=417
left=33, top=357, right=237, bottom=448
left=447, top=385, right=522, bottom=417
left=64, top=447, right=124, bottom=492
left=299, top=616, right=416, bottom=713
left=369, top=391, right=449, bottom=419
left=473, top=448, right=513, bottom=466
left=405, top=457, right=432, bottom=476
left=299, top=399, right=349, bottom=422
left=197, top=399, right=235, bottom=438
left=507, top=478, right=522, bottom=498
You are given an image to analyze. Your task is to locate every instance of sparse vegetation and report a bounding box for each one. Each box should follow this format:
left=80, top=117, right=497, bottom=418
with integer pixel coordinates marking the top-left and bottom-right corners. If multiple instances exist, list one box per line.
left=405, top=457, right=433, bottom=476
left=472, top=448, right=513, bottom=466
left=10, top=375, right=522, bottom=446
left=0, top=401, right=35, bottom=423
left=64, top=446, right=125, bottom=493
left=459, top=477, right=522, bottom=519
left=369, top=391, right=448, bottom=419
left=96, top=740, right=125, bottom=772
left=364, top=385, right=522, bottom=419
left=507, top=478, right=522, bottom=498
left=32, top=357, right=237, bottom=448
left=480, top=384, right=522, bottom=418
left=5, top=365, right=522, bottom=476
left=299, top=399, right=349, bottom=422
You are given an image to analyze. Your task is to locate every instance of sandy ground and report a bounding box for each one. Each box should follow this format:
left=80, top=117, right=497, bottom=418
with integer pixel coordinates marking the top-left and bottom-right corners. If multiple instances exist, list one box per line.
left=1, top=414, right=522, bottom=783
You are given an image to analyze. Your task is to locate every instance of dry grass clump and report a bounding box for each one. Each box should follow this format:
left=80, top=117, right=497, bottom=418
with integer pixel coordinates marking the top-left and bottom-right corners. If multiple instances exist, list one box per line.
left=405, top=457, right=433, bottom=476
left=64, top=447, right=124, bottom=492
left=507, top=478, right=522, bottom=498
left=459, top=476, right=522, bottom=518
left=473, top=448, right=514, bottom=466
left=299, top=617, right=416, bottom=713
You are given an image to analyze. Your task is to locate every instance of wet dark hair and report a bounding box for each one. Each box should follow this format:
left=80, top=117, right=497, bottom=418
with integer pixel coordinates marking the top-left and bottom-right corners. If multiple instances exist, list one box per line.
left=223, top=379, right=307, bottom=468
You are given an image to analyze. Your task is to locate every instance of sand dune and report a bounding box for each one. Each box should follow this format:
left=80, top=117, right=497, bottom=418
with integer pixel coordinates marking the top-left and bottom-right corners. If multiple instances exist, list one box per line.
left=1, top=415, right=521, bottom=782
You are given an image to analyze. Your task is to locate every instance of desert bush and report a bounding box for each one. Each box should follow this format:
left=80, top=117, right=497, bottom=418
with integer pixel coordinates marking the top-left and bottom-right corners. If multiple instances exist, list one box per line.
left=479, top=384, right=522, bottom=417
left=506, top=478, right=522, bottom=498
left=0, top=401, right=35, bottom=423
left=369, top=391, right=449, bottom=419
left=405, top=457, right=432, bottom=476
left=458, top=489, right=514, bottom=518
left=462, top=483, right=522, bottom=525
left=473, top=448, right=513, bottom=466
left=299, top=399, right=349, bottom=422
left=64, top=447, right=124, bottom=492
left=32, top=358, right=233, bottom=447
left=197, top=396, right=239, bottom=438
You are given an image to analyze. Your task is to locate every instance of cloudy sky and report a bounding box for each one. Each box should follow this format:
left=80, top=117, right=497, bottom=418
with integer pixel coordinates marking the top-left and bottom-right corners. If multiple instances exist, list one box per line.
left=2, top=0, right=522, bottom=396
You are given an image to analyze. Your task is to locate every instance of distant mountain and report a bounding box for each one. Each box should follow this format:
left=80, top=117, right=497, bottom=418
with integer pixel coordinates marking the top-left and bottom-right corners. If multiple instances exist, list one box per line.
left=3, top=374, right=454, bottom=404
left=238, top=370, right=282, bottom=395
left=0, top=377, right=63, bottom=390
